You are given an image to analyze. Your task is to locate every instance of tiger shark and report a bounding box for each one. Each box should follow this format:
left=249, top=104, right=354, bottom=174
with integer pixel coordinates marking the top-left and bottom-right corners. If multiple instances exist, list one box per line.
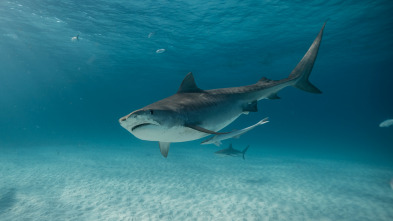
left=119, top=23, right=325, bottom=158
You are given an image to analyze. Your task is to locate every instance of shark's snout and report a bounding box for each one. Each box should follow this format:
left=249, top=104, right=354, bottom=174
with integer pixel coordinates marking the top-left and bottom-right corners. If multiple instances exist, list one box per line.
left=119, top=116, right=127, bottom=123
left=119, top=109, right=161, bottom=132
left=119, top=110, right=143, bottom=124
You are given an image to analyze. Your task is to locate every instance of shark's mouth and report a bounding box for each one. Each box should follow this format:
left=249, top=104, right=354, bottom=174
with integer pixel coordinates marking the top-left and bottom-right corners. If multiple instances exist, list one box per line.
left=131, top=123, right=154, bottom=131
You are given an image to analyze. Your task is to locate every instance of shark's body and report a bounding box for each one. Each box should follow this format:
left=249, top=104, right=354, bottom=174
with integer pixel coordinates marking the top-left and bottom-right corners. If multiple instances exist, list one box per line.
left=215, top=144, right=249, bottom=160
left=379, top=119, right=393, bottom=128
left=119, top=23, right=326, bottom=158
left=201, top=117, right=269, bottom=146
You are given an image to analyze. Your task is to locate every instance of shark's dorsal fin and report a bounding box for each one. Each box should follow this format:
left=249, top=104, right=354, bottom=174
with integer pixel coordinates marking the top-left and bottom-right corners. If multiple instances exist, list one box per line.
left=177, top=72, right=203, bottom=93
left=185, top=124, right=229, bottom=135
left=159, top=142, right=170, bottom=158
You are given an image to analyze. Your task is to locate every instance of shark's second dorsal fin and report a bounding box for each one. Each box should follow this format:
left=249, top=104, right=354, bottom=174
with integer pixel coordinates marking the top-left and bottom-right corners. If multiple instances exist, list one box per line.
left=258, top=77, right=273, bottom=83
left=177, top=72, right=203, bottom=93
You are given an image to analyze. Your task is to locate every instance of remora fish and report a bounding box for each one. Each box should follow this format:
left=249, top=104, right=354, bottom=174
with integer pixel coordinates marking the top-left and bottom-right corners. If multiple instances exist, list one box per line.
left=119, top=23, right=325, bottom=158
left=201, top=117, right=269, bottom=146
left=215, top=144, right=249, bottom=160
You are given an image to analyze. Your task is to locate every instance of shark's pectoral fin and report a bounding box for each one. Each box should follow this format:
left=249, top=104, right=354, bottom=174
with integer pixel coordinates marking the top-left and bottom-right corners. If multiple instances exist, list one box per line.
left=243, top=100, right=258, bottom=112
left=185, top=124, right=229, bottom=135
left=159, top=142, right=170, bottom=158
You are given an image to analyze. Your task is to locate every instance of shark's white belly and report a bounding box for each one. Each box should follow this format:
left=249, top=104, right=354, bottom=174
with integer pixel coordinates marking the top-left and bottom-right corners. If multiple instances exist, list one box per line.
left=131, top=113, right=242, bottom=143
left=132, top=125, right=207, bottom=142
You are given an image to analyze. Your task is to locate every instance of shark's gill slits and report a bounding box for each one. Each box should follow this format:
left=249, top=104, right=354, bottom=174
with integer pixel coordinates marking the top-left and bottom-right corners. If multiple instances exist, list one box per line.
left=131, top=123, right=153, bottom=131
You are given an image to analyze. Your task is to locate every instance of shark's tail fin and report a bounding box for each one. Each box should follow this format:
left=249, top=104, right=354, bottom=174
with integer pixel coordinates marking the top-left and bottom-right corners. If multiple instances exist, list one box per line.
left=242, top=145, right=250, bottom=160
left=289, top=22, right=325, bottom=94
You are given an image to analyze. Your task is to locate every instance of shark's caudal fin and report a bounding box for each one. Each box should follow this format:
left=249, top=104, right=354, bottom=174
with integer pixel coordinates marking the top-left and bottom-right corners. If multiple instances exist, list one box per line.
left=242, top=145, right=249, bottom=160
left=289, top=22, right=326, bottom=94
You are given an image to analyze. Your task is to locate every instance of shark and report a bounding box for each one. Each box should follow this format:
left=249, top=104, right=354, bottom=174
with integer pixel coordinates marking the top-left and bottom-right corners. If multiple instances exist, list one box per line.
left=379, top=119, right=393, bottom=128
left=119, top=23, right=326, bottom=158
left=201, top=117, right=269, bottom=146
left=215, top=144, right=250, bottom=160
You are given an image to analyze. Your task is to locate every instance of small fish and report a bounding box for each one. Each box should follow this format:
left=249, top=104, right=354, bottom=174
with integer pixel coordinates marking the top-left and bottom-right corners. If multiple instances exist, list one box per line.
left=201, top=117, right=269, bottom=146
left=156, top=48, right=165, bottom=53
left=71, top=34, right=79, bottom=42
left=215, top=144, right=249, bottom=160
left=379, top=119, right=393, bottom=128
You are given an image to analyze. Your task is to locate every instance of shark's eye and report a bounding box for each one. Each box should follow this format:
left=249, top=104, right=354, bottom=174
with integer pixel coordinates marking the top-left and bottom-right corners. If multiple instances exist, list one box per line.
left=149, top=110, right=154, bottom=115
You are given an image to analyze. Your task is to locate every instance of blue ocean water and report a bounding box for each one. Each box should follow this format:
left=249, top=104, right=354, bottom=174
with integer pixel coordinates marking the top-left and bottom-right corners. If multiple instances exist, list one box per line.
left=1, top=0, right=393, bottom=220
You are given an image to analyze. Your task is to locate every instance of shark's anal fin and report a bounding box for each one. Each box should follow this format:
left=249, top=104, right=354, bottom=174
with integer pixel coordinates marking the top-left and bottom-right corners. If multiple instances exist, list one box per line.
left=159, top=142, right=170, bottom=158
left=177, top=72, right=204, bottom=93
left=267, top=93, right=280, bottom=99
left=243, top=100, right=258, bottom=112
left=185, top=124, right=229, bottom=135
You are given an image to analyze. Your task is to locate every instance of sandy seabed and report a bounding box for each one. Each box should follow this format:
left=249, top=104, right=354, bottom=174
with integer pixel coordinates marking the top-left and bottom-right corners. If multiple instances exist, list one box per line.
left=1, top=143, right=392, bottom=221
